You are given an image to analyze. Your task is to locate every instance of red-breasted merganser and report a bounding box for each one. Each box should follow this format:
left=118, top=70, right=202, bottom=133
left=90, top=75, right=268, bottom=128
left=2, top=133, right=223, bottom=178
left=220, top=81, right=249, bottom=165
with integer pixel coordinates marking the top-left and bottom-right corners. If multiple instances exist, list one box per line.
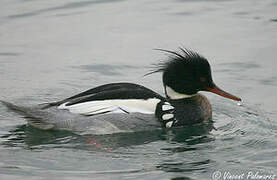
left=1, top=48, right=241, bottom=134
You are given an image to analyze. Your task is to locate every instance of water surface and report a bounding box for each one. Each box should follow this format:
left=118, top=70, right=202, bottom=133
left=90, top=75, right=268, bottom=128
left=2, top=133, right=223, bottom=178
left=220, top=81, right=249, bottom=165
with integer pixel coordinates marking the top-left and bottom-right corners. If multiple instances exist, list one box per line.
left=0, top=0, right=276, bottom=179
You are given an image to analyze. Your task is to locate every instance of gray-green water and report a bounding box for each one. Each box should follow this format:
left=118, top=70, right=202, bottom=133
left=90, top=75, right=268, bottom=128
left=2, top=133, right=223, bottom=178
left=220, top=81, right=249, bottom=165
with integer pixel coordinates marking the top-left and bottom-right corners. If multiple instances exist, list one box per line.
left=0, top=0, right=276, bottom=179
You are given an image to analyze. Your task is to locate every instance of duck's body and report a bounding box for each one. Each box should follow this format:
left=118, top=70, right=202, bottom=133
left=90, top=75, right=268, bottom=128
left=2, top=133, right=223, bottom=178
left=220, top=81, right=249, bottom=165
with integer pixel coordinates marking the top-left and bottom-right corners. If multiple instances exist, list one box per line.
left=2, top=82, right=211, bottom=134
left=2, top=99, right=161, bottom=134
left=1, top=48, right=240, bottom=134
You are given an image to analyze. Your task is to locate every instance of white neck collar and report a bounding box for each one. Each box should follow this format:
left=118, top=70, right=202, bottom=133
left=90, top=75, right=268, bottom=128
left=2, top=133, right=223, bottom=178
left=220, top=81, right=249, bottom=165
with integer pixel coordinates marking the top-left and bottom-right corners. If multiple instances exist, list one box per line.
left=165, top=86, right=196, bottom=100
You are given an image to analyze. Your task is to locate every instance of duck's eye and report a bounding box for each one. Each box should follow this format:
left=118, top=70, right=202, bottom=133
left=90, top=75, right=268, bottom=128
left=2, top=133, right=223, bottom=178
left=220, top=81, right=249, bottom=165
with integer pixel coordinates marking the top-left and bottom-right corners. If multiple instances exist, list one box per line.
left=200, top=77, right=206, bottom=82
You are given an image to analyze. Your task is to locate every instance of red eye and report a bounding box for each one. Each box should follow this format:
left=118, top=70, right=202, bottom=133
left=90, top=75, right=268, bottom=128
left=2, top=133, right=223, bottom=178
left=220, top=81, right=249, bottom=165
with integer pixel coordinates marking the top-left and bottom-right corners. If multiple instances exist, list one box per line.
left=200, top=77, right=206, bottom=82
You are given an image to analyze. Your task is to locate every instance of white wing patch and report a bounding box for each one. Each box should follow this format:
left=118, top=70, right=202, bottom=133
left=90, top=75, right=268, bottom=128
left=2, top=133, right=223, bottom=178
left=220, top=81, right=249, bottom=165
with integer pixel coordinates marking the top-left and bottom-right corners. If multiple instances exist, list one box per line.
left=58, top=98, right=161, bottom=116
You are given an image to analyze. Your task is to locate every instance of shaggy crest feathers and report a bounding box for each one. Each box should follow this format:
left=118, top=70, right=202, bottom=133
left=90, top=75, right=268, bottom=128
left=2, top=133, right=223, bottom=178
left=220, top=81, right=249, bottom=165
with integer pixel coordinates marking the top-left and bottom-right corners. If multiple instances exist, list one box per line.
left=145, top=48, right=209, bottom=76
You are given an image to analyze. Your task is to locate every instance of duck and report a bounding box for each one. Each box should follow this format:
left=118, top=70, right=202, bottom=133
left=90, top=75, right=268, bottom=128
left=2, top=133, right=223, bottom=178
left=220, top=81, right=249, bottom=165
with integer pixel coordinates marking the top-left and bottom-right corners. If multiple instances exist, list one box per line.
left=1, top=48, right=241, bottom=135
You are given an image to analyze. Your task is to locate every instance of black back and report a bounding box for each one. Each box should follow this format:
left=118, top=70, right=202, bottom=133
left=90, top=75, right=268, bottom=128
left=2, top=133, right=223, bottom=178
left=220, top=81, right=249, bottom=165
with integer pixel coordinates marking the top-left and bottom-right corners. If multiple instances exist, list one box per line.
left=49, top=83, right=165, bottom=107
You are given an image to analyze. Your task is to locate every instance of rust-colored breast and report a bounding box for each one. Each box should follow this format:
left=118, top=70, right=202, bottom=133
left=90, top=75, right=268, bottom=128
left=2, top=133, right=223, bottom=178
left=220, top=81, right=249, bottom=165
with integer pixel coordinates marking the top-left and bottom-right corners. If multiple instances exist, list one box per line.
left=169, top=93, right=212, bottom=126
left=195, top=93, right=212, bottom=122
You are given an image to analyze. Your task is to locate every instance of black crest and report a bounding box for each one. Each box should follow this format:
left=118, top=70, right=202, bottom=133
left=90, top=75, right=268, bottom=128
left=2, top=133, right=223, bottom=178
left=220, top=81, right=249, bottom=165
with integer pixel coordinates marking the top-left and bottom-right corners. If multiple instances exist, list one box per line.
left=147, top=47, right=213, bottom=95
left=145, top=47, right=210, bottom=76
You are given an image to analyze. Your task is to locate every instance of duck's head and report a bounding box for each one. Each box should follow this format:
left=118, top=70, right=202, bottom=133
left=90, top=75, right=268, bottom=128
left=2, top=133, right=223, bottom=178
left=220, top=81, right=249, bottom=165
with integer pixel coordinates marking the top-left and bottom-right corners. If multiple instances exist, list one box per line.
left=149, top=48, right=241, bottom=101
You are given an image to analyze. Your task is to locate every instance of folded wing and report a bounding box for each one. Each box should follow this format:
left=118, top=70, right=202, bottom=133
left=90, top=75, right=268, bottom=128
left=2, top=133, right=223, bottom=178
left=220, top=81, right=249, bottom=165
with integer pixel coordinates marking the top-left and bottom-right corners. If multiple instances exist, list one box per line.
left=56, top=83, right=165, bottom=116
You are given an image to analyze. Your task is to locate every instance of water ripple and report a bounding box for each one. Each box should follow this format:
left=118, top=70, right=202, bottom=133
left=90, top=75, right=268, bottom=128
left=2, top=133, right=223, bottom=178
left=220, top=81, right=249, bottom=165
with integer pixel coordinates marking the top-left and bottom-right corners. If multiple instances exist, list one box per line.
left=75, top=64, right=138, bottom=76
left=7, top=0, right=125, bottom=19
